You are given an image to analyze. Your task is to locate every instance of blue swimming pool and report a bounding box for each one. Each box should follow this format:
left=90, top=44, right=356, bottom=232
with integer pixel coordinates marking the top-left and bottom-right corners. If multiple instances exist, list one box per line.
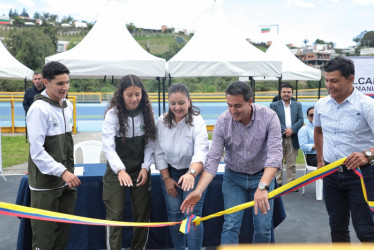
left=0, top=101, right=317, bottom=132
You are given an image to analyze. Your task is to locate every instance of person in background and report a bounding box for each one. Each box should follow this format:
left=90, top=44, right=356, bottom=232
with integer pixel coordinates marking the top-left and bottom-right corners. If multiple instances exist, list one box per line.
left=270, top=82, right=303, bottom=188
left=102, top=75, right=156, bottom=250
left=297, top=106, right=317, bottom=166
left=155, top=82, right=209, bottom=250
left=314, top=56, right=374, bottom=242
left=181, top=81, right=283, bottom=245
left=27, top=61, right=81, bottom=249
left=23, top=72, right=45, bottom=113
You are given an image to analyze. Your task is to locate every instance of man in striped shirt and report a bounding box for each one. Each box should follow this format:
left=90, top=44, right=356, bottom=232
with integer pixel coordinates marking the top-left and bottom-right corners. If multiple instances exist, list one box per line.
left=181, top=81, right=283, bottom=244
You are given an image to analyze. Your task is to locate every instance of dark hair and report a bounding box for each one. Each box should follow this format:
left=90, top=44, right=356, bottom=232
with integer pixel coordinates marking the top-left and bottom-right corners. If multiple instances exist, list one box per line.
left=42, top=61, right=70, bottom=81
left=33, top=72, right=41, bottom=76
left=225, top=81, right=253, bottom=102
left=107, top=75, right=156, bottom=143
left=307, top=106, right=314, bottom=116
left=325, top=55, right=355, bottom=78
left=280, top=82, right=293, bottom=91
left=163, top=82, right=200, bottom=128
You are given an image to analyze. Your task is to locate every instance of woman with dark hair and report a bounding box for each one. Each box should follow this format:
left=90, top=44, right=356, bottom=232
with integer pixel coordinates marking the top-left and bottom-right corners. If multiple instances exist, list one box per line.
left=155, top=82, right=209, bottom=250
left=102, top=75, right=156, bottom=250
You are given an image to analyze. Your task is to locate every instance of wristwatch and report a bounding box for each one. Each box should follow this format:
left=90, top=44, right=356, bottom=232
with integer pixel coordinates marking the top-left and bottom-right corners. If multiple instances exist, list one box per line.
left=187, top=169, right=197, bottom=178
left=363, top=150, right=374, bottom=163
left=258, top=182, right=269, bottom=191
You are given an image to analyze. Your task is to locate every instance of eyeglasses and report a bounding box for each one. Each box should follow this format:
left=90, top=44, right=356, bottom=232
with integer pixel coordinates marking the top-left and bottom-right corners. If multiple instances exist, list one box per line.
left=308, top=114, right=314, bottom=117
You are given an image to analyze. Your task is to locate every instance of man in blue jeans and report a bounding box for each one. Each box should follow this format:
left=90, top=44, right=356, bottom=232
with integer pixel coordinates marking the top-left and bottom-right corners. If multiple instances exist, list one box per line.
left=181, top=81, right=283, bottom=244
left=314, top=55, right=374, bottom=242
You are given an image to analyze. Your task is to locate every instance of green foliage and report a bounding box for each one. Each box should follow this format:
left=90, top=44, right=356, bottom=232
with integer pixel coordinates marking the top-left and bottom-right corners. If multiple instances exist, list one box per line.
left=4, top=27, right=55, bottom=71
left=361, top=31, right=374, bottom=47
left=0, top=79, right=25, bottom=91
left=1, top=135, right=29, bottom=168
left=126, top=22, right=136, bottom=33
left=68, top=79, right=117, bottom=92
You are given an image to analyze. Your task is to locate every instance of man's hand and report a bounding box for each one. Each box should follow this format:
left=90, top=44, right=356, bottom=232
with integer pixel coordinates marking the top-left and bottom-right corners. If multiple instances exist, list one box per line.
left=136, top=168, right=148, bottom=187
left=283, top=128, right=293, bottom=137
left=117, top=170, right=133, bottom=187
left=178, top=173, right=195, bottom=192
left=317, top=161, right=325, bottom=169
left=180, top=190, right=202, bottom=214
left=61, top=171, right=81, bottom=188
left=345, top=152, right=368, bottom=170
left=253, top=188, right=270, bottom=215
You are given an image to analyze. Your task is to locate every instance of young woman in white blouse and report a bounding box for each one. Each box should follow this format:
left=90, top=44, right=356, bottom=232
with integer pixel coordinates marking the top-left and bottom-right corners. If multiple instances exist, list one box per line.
left=102, top=75, right=156, bottom=250
left=155, top=82, right=209, bottom=250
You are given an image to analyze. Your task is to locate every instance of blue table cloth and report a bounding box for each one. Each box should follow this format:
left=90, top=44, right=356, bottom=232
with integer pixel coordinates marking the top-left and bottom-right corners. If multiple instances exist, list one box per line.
left=16, top=163, right=286, bottom=249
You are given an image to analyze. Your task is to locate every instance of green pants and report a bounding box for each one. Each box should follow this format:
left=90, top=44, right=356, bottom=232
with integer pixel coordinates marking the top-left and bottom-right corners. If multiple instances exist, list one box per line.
left=103, top=169, right=151, bottom=250
left=30, top=186, right=77, bottom=250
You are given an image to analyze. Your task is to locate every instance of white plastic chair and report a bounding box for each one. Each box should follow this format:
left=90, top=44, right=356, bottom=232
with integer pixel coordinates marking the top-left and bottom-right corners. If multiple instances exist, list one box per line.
left=301, top=152, right=323, bottom=200
left=74, top=140, right=103, bottom=164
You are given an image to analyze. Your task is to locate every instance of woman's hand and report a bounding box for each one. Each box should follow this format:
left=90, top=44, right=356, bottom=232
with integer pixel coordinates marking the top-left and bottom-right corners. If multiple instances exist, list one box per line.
left=136, top=168, right=148, bottom=186
left=164, top=178, right=180, bottom=198
left=178, top=173, right=195, bottom=192
left=117, top=170, right=133, bottom=187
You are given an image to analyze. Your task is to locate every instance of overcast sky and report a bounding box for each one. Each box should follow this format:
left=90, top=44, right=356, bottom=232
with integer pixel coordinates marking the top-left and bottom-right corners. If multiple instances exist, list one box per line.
left=1, top=0, right=374, bottom=48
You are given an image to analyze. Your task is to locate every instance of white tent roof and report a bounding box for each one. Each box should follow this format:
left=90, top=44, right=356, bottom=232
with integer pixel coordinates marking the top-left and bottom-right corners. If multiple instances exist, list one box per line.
left=166, top=3, right=282, bottom=78
left=46, top=1, right=165, bottom=78
left=0, top=40, right=33, bottom=80
left=254, top=37, right=321, bottom=81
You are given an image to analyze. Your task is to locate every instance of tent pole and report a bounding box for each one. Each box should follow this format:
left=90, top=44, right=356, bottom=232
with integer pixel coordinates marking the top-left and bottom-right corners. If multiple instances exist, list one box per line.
left=24, top=78, right=28, bottom=143
left=103, top=75, right=107, bottom=83
left=318, top=80, right=322, bottom=100
left=157, top=77, right=161, bottom=116
left=295, top=80, right=298, bottom=101
left=111, top=76, right=114, bottom=85
left=163, top=77, right=167, bottom=113
left=278, top=76, right=282, bottom=100
left=250, top=77, right=255, bottom=103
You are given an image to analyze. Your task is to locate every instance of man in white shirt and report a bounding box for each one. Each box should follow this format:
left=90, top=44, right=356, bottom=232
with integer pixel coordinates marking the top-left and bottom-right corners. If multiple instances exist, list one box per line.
left=270, top=83, right=303, bottom=187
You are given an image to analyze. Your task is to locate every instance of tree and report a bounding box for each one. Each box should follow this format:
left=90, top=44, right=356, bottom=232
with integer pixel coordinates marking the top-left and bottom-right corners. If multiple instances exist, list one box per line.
left=62, top=15, right=74, bottom=25
left=353, top=30, right=367, bottom=44
left=361, top=31, right=374, bottom=47
left=4, top=27, right=55, bottom=70
left=33, top=12, right=40, bottom=19
left=303, top=39, right=309, bottom=46
left=12, top=16, right=25, bottom=27
left=126, top=22, right=136, bottom=33
left=21, top=8, right=29, bottom=17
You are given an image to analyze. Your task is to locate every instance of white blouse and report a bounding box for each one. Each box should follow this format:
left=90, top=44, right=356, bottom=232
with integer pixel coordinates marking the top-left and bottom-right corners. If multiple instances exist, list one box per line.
left=155, top=114, right=209, bottom=170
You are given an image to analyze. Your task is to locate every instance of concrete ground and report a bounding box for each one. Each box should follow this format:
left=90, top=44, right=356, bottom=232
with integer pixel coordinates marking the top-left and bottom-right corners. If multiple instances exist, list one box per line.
left=0, top=132, right=359, bottom=249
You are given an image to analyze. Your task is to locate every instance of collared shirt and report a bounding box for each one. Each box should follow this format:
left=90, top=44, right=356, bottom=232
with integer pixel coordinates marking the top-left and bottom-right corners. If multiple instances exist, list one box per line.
left=155, top=114, right=209, bottom=170
left=282, top=100, right=292, bottom=128
left=205, top=104, right=283, bottom=177
left=314, top=88, right=374, bottom=163
left=298, top=122, right=316, bottom=154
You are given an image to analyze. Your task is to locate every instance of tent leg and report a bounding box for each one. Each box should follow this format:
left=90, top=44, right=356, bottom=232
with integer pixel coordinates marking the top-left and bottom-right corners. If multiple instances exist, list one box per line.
left=295, top=80, right=298, bottom=101
left=318, top=80, right=322, bottom=99
left=157, top=77, right=161, bottom=116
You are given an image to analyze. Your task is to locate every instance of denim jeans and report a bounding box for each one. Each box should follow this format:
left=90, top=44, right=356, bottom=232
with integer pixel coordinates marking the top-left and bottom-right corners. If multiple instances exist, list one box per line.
left=221, top=166, right=275, bottom=244
left=323, top=164, right=374, bottom=242
left=160, top=166, right=206, bottom=250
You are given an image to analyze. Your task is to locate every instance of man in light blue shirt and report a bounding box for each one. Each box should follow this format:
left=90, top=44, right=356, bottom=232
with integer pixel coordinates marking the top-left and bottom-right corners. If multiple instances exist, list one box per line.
left=314, top=56, right=374, bottom=242
left=297, top=106, right=317, bottom=166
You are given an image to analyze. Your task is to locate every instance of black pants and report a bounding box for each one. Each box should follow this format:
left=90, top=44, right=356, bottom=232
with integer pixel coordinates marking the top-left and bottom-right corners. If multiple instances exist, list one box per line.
left=306, top=154, right=317, bottom=167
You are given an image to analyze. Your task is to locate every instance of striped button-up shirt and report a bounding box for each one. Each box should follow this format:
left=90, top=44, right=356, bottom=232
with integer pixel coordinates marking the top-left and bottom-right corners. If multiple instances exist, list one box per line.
left=314, top=88, right=374, bottom=163
left=205, top=103, right=283, bottom=177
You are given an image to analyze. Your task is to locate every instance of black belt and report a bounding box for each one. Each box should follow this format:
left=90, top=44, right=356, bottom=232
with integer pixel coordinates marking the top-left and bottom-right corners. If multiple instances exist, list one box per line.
left=325, top=161, right=371, bottom=173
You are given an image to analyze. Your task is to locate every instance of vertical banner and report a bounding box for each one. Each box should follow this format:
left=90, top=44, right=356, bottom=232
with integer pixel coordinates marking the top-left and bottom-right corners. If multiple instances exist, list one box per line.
left=350, top=56, right=374, bottom=97
left=0, top=125, right=2, bottom=176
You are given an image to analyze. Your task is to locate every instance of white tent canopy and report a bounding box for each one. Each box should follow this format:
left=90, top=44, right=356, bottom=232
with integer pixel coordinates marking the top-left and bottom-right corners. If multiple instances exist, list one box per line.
left=0, top=41, right=34, bottom=80
left=253, top=37, right=321, bottom=81
left=46, top=1, right=165, bottom=78
left=166, top=2, right=282, bottom=78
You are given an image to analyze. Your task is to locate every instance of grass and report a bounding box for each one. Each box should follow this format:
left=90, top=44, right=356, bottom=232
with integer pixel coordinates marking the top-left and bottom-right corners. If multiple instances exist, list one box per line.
left=1, top=134, right=29, bottom=168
